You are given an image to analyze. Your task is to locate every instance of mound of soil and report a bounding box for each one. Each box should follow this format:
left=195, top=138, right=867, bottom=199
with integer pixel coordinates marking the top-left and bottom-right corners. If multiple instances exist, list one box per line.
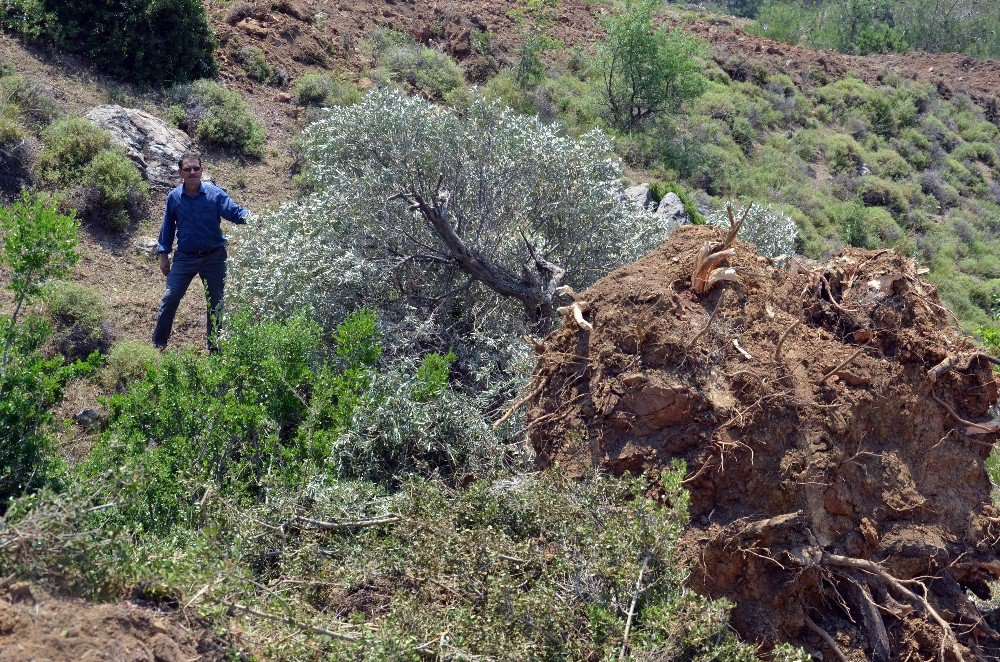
left=0, top=583, right=229, bottom=661
left=528, top=224, right=1000, bottom=659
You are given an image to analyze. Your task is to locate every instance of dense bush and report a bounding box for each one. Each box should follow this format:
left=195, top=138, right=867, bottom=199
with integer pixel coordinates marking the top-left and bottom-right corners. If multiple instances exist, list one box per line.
left=231, top=89, right=664, bottom=385
left=236, top=45, right=277, bottom=85
left=0, top=0, right=217, bottom=84
left=292, top=72, right=361, bottom=107
left=0, top=194, right=82, bottom=509
left=377, top=44, right=466, bottom=101
left=40, top=281, right=111, bottom=360
left=101, top=339, right=160, bottom=389
left=169, top=80, right=266, bottom=158
left=36, top=118, right=148, bottom=229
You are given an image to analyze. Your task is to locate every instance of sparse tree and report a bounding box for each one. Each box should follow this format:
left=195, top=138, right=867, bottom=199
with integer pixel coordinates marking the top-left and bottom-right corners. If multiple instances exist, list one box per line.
left=601, top=0, right=708, bottom=133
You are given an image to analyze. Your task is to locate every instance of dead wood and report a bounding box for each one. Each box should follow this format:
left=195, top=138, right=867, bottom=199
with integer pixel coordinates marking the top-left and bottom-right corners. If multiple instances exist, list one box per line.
left=294, top=515, right=402, bottom=531
left=493, top=377, right=548, bottom=429
left=843, top=573, right=891, bottom=662
left=228, top=601, right=361, bottom=643
left=821, top=348, right=866, bottom=382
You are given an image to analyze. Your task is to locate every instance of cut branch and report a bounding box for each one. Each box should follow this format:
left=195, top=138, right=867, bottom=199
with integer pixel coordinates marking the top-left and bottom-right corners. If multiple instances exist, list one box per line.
left=228, top=602, right=361, bottom=643
left=294, top=515, right=402, bottom=531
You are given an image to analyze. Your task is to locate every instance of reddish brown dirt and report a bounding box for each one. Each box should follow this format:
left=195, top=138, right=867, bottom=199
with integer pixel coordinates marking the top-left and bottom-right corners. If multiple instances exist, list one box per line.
left=528, top=225, right=1000, bottom=659
left=0, top=583, right=230, bottom=661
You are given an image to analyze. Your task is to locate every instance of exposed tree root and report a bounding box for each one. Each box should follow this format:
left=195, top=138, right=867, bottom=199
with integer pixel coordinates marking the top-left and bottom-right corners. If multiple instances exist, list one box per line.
left=805, top=615, right=850, bottom=662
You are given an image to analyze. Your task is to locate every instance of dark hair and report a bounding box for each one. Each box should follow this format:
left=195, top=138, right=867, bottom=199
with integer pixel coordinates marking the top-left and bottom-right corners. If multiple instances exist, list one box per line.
left=178, top=152, right=202, bottom=168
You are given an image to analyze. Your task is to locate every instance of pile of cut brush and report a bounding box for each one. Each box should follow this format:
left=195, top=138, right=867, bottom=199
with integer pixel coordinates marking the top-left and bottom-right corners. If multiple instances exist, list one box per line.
left=528, top=212, right=1000, bottom=660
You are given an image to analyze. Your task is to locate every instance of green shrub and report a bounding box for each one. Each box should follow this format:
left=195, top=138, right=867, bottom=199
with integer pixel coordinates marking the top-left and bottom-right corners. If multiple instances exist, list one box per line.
left=0, top=74, right=59, bottom=129
left=953, top=141, right=999, bottom=167
left=0, top=0, right=216, bottom=84
left=38, top=118, right=111, bottom=182
left=170, top=80, right=265, bottom=157
left=379, top=44, right=466, bottom=101
left=80, top=311, right=324, bottom=532
left=0, top=194, right=81, bottom=510
left=79, top=149, right=149, bottom=230
left=0, top=318, right=67, bottom=510
left=236, top=45, right=276, bottom=85
left=600, top=0, right=707, bottom=132
left=292, top=72, right=361, bottom=107
left=37, top=119, right=147, bottom=229
left=856, top=176, right=916, bottom=214
left=868, top=147, right=912, bottom=180
left=40, top=280, right=111, bottom=360
left=101, top=339, right=160, bottom=388
left=825, top=133, right=864, bottom=174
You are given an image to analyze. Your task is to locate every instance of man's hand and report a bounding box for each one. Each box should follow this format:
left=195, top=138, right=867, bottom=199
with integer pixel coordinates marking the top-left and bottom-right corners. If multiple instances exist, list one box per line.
left=159, top=254, right=171, bottom=277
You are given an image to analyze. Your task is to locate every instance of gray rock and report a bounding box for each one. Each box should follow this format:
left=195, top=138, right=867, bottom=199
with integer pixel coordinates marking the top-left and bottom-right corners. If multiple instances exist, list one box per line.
left=134, top=236, right=159, bottom=258
left=654, top=192, right=691, bottom=231
left=85, top=105, right=192, bottom=191
left=624, top=183, right=652, bottom=210
left=74, top=408, right=102, bottom=427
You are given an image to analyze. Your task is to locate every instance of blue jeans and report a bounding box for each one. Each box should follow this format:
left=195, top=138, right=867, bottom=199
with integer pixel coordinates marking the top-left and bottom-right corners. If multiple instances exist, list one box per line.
left=152, top=247, right=227, bottom=351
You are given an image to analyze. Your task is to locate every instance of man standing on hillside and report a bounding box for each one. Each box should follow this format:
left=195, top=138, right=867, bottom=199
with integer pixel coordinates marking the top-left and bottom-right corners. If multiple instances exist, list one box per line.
left=153, top=153, right=251, bottom=352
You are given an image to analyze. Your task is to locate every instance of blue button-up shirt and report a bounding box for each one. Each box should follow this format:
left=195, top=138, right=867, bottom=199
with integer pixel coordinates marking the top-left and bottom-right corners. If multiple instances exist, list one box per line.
left=156, top=182, right=249, bottom=255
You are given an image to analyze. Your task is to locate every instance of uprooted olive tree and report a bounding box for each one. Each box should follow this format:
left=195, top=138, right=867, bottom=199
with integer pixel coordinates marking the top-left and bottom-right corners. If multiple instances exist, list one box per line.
left=230, top=89, right=665, bottom=381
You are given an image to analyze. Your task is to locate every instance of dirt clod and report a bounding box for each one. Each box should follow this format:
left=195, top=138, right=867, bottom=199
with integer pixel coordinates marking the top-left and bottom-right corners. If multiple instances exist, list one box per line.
left=529, top=225, right=1000, bottom=659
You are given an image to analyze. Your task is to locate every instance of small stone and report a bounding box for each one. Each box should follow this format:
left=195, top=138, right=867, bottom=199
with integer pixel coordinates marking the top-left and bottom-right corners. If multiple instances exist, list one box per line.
left=74, top=408, right=102, bottom=427
left=276, top=92, right=293, bottom=103
left=134, top=236, right=159, bottom=258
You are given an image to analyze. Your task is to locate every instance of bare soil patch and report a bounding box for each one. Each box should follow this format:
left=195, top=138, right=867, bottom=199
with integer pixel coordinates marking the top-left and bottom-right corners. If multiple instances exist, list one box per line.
left=0, top=583, right=231, bottom=661
left=529, top=224, right=1000, bottom=659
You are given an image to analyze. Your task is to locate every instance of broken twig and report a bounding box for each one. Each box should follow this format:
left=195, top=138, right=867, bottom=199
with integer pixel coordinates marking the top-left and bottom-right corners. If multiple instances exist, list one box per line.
left=294, top=515, right=402, bottom=531
left=493, top=377, right=548, bottom=429
left=774, top=320, right=801, bottom=363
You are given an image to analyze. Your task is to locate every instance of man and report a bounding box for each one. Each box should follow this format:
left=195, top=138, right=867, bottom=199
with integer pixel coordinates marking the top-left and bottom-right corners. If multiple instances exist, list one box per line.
left=152, top=153, right=251, bottom=352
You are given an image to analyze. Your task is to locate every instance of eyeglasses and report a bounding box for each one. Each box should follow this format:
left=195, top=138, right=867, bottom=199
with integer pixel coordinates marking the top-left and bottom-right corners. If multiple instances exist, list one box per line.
left=181, top=165, right=202, bottom=173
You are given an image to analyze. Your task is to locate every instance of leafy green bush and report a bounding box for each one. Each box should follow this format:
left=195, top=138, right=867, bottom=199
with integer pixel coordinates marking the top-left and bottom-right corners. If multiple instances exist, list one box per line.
left=79, top=149, right=149, bottom=230
left=80, top=311, right=323, bottom=532
left=236, top=45, right=276, bottom=85
left=101, top=339, right=160, bottom=389
left=0, top=194, right=81, bottom=510
left=378, top=44, right=466, bottom=101
left=0, top=0, right=217, bottom=84
left=36, top=118, right=148, bottom=229
left=38, top=118, right=110, bottom=181
left=292, top=72, right=361, bottom=107
left=0, top=74, right=59, bottom=129
left=40, top=280, right=111, bottom=360
left=170, top=80, right=266, bottom=158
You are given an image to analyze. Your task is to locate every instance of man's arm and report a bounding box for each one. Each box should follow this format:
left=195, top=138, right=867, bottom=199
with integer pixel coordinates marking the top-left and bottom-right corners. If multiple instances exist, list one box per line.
left=157, top=196, right=176, bottom=276
left=216, top=189, right=251, bottom=224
